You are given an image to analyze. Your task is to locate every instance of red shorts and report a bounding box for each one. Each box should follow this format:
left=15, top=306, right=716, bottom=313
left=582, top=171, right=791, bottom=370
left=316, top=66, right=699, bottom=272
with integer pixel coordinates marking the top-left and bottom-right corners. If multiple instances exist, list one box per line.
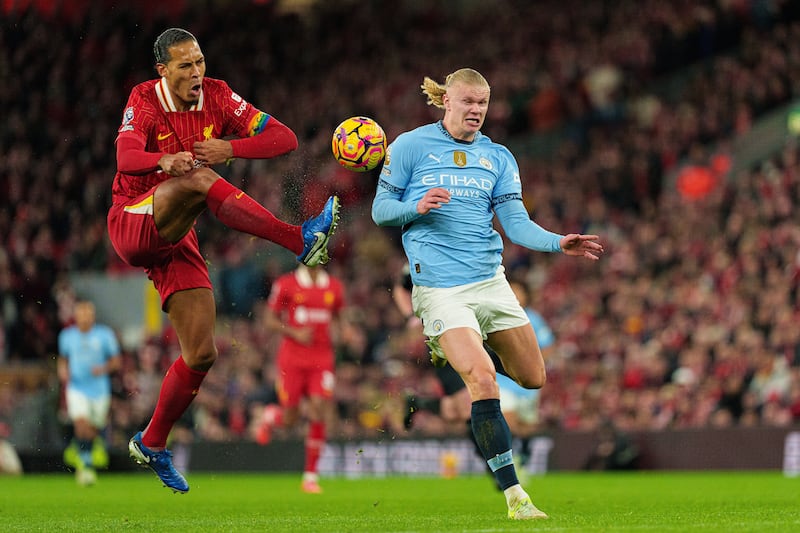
left=107, top=189, right=212, bottom=310
left=276, top=362, right=335, bottom=408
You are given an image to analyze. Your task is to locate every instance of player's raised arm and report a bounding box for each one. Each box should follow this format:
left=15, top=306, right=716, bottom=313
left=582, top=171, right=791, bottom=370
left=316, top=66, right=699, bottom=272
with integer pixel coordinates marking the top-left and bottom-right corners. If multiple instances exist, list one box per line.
left=117, top=134, right=195, bottom=176
left=194, top=110, right=298, bottom=166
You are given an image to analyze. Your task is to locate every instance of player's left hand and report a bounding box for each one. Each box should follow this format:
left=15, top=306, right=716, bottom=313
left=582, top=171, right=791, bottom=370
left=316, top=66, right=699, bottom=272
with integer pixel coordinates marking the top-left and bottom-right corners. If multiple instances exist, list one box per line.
left=560, top=234, right=604, bottom=260
left=193, top=138, right=234, bottom=166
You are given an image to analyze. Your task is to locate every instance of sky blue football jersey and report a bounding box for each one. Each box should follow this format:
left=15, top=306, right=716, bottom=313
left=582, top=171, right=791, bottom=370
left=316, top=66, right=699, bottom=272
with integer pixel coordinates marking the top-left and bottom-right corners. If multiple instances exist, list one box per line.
left=372, top=121, right=561, bottom=287
left=58, top=324, right=120, bottom=398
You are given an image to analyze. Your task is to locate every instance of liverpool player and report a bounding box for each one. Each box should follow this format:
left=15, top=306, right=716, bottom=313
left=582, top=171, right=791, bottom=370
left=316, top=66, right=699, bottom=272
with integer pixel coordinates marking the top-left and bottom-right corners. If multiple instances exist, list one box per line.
left=255, top=264, right=345, bottom=494
left=108, top=27, right=340, bottom=493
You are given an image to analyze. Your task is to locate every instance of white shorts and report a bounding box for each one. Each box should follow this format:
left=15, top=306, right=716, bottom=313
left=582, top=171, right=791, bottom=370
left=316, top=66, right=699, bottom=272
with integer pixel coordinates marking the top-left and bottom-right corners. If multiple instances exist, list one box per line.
left=412, top=266, right=529, bottom=341
left=66, top=388, right=111, bottom=429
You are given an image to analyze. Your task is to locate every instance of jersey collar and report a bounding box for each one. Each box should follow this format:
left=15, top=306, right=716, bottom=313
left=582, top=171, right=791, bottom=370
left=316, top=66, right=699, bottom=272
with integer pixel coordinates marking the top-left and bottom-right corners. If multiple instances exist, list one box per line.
left=436, top=120, right=479, bottom=145
left=155, top=77, right=204, bottom=112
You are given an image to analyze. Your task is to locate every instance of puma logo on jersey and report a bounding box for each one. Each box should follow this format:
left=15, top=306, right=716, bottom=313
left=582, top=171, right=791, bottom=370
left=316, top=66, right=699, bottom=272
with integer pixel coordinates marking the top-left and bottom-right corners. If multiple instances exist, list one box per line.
left=157, top=132, right=173, bottom=140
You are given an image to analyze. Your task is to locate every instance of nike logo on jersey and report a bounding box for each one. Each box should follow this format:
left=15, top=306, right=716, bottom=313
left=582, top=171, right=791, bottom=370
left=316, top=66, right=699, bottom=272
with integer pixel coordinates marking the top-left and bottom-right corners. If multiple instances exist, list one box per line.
left=235, top=191, right=245, bottom=199
left=157, top=132, right=173, bottom=140
left=428, top=154, right=442, bottom=163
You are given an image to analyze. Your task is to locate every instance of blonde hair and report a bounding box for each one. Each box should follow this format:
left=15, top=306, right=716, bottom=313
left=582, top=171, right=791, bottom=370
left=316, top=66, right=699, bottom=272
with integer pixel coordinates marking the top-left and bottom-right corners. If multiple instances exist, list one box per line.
left=421, top=68, right=490, bottom=109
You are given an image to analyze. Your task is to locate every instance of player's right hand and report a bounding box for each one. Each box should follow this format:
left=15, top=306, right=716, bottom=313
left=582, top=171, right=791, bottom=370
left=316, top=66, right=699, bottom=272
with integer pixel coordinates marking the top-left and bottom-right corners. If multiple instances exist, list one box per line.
left=417, top=187, right=451, bottom=215
left=159, top=151, right=196, bottom=176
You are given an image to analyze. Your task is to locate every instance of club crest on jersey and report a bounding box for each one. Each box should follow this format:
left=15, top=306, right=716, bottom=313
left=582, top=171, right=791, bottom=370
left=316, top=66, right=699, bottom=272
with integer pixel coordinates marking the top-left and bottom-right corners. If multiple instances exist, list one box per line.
left=479, top=157, right=492, bottom=170
left=453, top=151, right=467, bottom=167
left=432, top=319, right=444, bottom=333
left=203, top=124, right=214, bottom=140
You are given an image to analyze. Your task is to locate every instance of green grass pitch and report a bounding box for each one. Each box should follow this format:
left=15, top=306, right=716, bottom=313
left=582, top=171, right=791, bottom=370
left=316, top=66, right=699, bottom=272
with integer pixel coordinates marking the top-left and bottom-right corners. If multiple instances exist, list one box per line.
left=1, top=471, right=797, bottom=532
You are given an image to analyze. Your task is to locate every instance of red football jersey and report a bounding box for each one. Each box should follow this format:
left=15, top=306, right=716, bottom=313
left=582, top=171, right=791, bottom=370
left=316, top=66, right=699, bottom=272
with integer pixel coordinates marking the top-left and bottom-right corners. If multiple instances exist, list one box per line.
left=268, top=268, right=345, bottom=367
left=111, top=77, right=266, bottom=203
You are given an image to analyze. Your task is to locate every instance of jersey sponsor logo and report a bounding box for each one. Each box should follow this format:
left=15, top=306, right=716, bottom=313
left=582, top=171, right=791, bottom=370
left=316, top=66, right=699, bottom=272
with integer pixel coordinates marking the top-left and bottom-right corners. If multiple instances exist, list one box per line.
left=450, top=188, right=484, bottom=198
left=203, top=124, right=214, bottom=140
left=421, top=174, right=493, bottom=190
left=157, top=131, right=173, bottom=140
left=231, top=92, right=242, bottom=103
left=293, top=305, right=332, bottom=324
left=453, top=151, right=467, bottom=167
left=233, top=99, right=247, bottom=117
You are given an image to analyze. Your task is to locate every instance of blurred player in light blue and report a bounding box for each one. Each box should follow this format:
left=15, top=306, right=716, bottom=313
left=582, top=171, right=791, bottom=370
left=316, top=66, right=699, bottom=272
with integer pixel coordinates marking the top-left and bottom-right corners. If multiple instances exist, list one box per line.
left=58, top=299, right=121, bottom=485
left=497, top=280, right=555, bottom=483
left=372, top=68, right=602, bottom=520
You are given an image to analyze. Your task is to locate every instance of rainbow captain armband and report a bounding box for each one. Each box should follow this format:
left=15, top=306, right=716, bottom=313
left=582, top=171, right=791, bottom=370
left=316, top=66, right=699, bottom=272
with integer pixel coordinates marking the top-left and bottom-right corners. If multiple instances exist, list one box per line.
left=247, top=112, right=270, bottom=137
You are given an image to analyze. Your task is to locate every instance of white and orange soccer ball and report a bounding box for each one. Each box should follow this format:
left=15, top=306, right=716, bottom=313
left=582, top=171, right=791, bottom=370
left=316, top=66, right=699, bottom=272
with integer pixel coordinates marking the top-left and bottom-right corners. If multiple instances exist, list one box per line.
left=331, top=116, right=387, bottom=172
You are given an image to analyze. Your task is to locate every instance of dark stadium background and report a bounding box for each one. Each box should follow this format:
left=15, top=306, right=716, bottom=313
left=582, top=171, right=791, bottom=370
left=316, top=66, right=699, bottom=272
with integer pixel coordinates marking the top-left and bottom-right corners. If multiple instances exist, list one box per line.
left=2, top=0, right=800, bottom=474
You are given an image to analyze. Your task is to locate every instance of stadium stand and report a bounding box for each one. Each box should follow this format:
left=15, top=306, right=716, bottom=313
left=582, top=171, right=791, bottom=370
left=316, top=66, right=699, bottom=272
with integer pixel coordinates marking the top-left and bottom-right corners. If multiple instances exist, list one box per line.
left=2, top=1, right=800, bottom=459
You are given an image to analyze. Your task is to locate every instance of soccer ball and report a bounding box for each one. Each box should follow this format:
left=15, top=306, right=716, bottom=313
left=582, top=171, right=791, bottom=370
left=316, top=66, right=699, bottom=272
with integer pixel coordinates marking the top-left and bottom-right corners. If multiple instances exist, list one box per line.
left=331, top=116, right=387, bottom=172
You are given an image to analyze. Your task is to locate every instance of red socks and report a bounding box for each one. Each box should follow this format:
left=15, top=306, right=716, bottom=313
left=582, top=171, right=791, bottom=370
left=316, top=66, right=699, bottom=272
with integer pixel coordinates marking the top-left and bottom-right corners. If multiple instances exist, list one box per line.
left=142, top=356, right=207, bottom=449
left=304, top=421, right=326, bottom=474
left=205, top=179, right=303, bottom=255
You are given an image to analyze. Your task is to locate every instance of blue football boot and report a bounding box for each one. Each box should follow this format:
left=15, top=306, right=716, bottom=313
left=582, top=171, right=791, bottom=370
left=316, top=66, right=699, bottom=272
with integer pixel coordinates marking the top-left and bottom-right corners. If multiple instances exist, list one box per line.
left=297, top=195, right=340, bottom=266
left=129, top=431, right=189, bottom=494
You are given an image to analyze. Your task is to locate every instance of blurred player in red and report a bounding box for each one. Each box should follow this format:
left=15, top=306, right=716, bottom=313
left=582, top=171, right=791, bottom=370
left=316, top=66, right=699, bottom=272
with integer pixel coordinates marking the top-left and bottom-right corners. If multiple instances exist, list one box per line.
left=108, top=27, right=340, bottom=493
left=255, top=264, right=345, bottom=494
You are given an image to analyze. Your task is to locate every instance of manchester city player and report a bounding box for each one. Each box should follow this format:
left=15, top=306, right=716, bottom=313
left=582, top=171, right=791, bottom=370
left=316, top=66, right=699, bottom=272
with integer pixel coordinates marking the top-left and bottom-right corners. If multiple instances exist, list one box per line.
left=371, top=68, right=603, bottom=520
left=58, top=300, right=121, bottom=485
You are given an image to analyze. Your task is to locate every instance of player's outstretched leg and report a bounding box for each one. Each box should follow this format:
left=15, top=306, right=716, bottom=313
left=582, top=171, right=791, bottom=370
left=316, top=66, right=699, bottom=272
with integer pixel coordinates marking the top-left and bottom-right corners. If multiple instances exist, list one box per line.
left=129, top=431, right=189, bottom=494
left=298, top=196, right=340, bottom=266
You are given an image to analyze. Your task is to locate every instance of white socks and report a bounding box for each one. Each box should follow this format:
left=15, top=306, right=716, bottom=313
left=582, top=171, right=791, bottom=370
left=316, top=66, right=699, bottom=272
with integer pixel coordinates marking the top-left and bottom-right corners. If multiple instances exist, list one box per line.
left=504, top=483, right=528, bottom=507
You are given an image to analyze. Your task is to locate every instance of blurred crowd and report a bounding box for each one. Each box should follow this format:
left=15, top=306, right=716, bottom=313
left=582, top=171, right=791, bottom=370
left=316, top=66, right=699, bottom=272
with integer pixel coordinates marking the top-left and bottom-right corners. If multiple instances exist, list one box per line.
left=2, top=0, right=800, bottom=450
